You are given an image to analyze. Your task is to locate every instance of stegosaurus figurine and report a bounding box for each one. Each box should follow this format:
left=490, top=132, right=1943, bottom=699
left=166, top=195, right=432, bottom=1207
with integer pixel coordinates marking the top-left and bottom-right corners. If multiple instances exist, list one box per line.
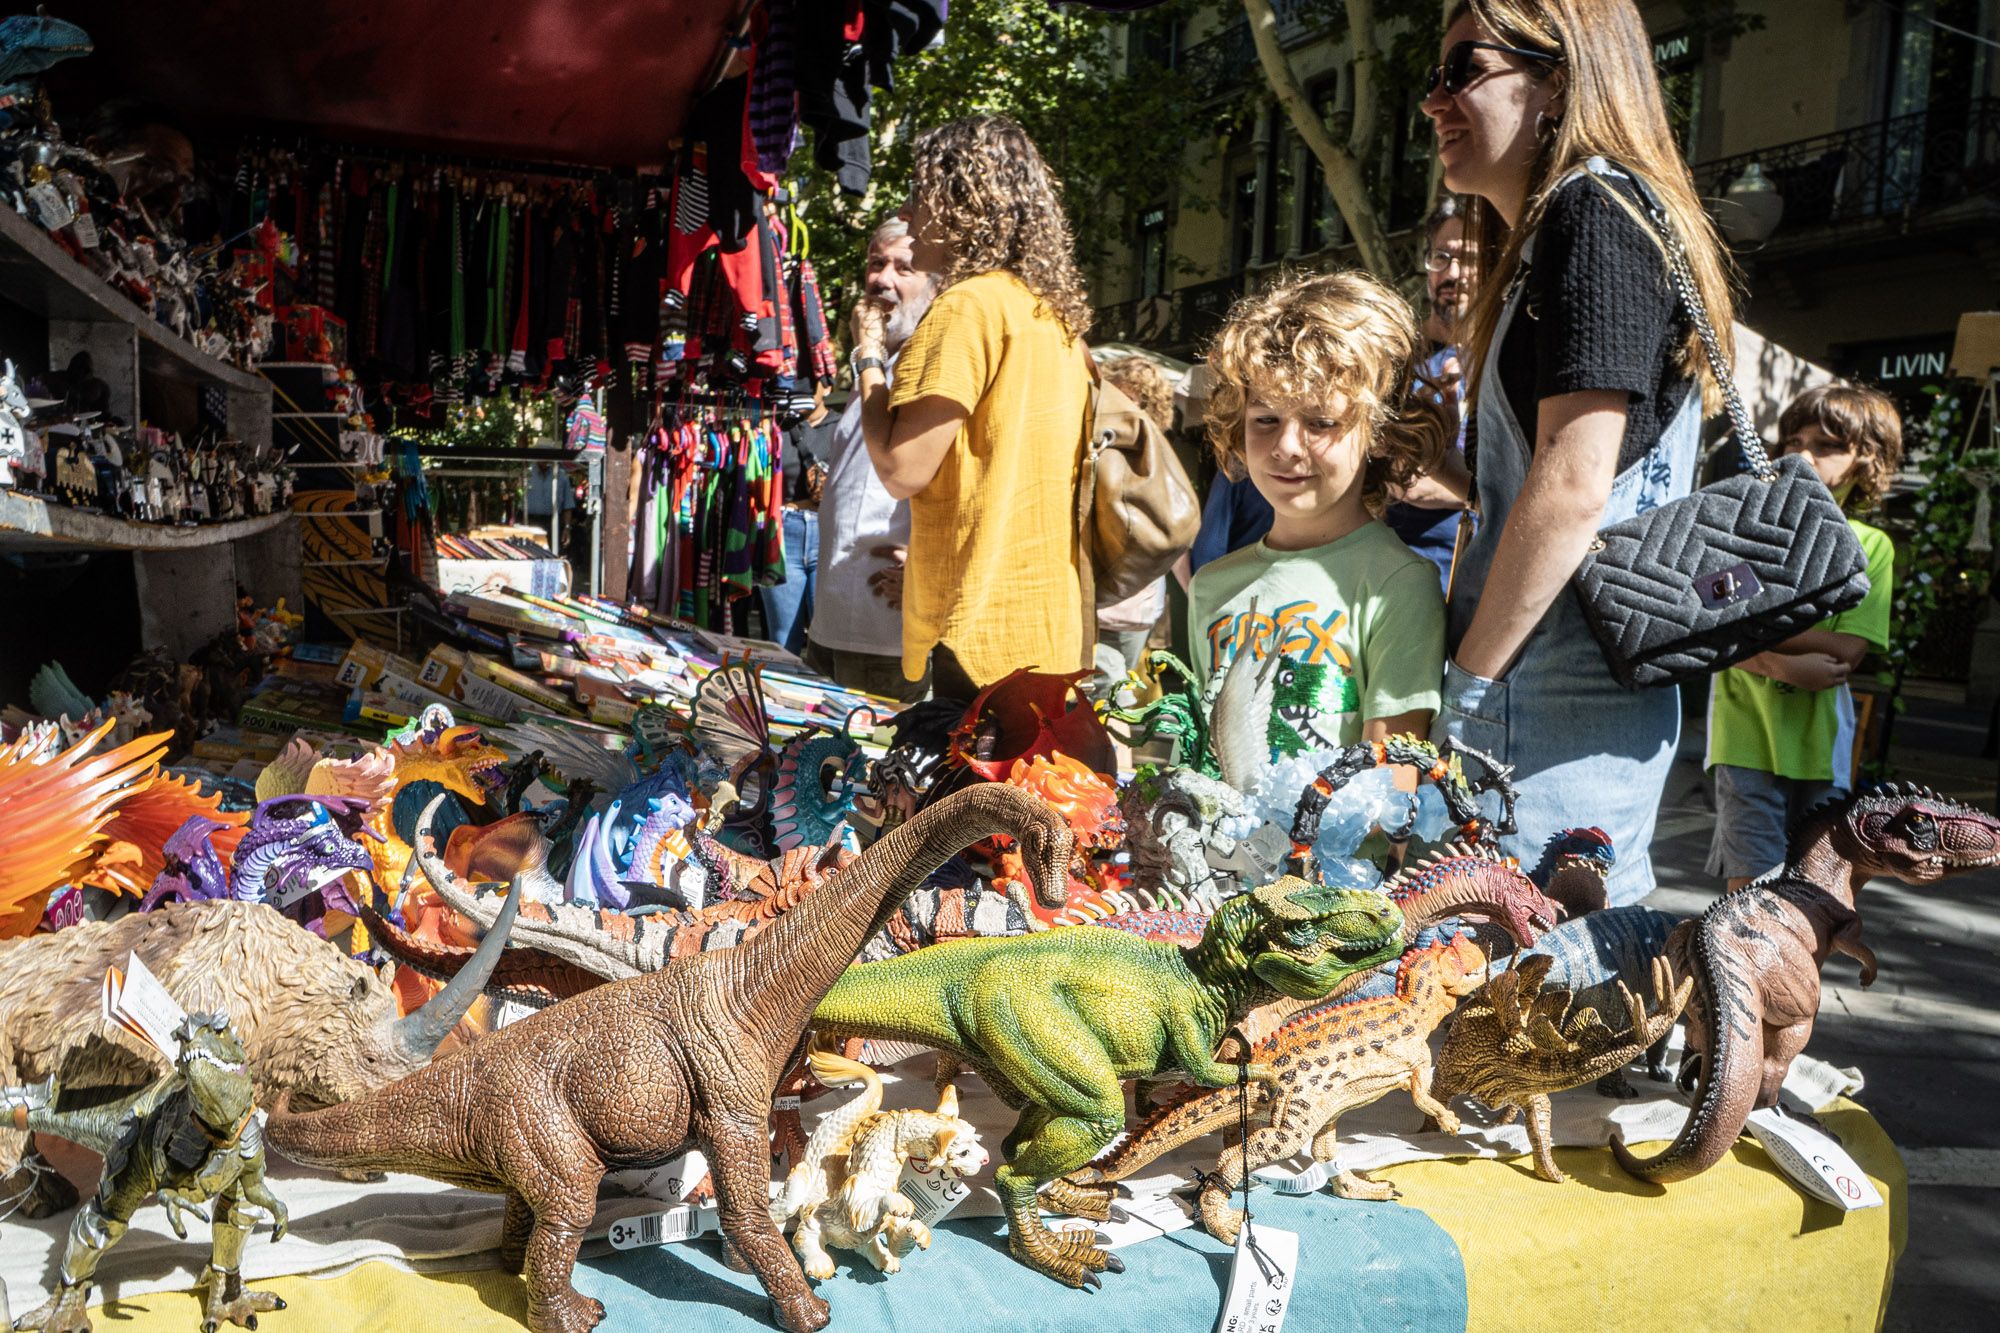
left=5, top=1014, right=288, bottom=1333
left=1430, top=952, right=1690, bottom=1183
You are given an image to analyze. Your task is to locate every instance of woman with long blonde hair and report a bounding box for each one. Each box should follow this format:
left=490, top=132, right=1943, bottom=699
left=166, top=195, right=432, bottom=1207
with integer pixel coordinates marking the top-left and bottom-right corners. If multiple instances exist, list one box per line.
left=851, top=115, right=1095, bottom=698
left=1420, top=0, right=1736, bottom=903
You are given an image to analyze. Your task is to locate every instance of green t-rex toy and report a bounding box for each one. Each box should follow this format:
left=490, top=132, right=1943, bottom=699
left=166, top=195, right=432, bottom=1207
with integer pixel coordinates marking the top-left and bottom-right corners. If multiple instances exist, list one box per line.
left=811, top=877, right=1403, bottom=1287
left=5, top=1014, right=288, bottom=1333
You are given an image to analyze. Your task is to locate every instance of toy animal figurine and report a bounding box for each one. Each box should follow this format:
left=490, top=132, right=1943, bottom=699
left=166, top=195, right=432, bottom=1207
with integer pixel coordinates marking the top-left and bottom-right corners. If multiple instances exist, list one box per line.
left=0, top=892, right=517, bottom=1219
left=1117, top=764, right=1254, bottom=906
left=810, top=879, right=1405, bottom=1287
left=5, top=1014, right=287, bottom=1333
left=770, top=1050, right=987, bottom=1280
left=1616, top=785, right=2000, bottom=1183
left=0, top=11, right=92, bottom=122
left=1430, top=953, right=1689, bottom=1184
left=0, top=721, right=168, bottom=938
left=1529, top=826, right=1616, bottom=918
left=1498, top=904, right=1679, bottom=1097
left=1065, top=935, right=1486, bottom=1243
left=0, top=357, right=30, bottom=485
left=263, top=784, right=1072, bottom=1333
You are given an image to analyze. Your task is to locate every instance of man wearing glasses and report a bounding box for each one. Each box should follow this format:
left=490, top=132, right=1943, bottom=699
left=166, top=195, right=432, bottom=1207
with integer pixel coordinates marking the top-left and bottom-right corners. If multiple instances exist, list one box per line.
left=1384, top=198, right=1478, bottom=588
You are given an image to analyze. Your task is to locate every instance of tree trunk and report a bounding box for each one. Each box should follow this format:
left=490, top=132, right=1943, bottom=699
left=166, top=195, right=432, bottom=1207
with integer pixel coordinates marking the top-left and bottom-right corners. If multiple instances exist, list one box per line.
left=1241, top=0, right=1395, bottom=277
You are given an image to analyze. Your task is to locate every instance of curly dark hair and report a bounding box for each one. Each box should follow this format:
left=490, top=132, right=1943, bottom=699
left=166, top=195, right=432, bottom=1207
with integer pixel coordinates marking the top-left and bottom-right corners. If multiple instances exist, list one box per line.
left=908, top=116, right=1092, bottom=341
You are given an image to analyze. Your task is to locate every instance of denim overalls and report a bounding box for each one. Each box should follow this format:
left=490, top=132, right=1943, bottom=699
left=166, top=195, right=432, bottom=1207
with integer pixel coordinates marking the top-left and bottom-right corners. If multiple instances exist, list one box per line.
left=1433, top=159, right=1700, bottom=906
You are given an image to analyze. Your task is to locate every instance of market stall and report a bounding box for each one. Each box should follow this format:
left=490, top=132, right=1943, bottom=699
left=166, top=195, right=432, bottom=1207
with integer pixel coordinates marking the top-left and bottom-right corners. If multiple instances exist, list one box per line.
left=0, top=5, right=1981, bottom=1333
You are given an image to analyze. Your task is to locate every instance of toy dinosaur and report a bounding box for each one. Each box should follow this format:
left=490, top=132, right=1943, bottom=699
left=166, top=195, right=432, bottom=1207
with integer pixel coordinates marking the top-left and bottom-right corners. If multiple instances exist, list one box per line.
left=1066, top=934, right=1486, bottom=1243
left=770, top=1050, right=987, bottom=1280
left=1616, top=785, right=2000, bottom=1184
left=1430, top=953, right=1689, bottom=1183
left=252, top=736, right=397, bottom=809
left=362, top=813, right=1035, bottom=1008
left=1529, top=826, right=1616, bottom=918
left=0, top=12, right=92, bottom=116
left=0, top=721, right=169, bottom=936
left=1496, top=904, right=1680, bottom=1096
left=5, top=1014, right=286, bottom=1333
left=0, top=891, right=517, bottom=1219
left=1104, top=650, right=1216, bottom=775
left=263, top=784, right=1072, bottom=1333
left=771, top=730, right=865, bottom=852
left=375, top=720, right=509, bottom=891
left=810, top=879, right=1405, bottom=1287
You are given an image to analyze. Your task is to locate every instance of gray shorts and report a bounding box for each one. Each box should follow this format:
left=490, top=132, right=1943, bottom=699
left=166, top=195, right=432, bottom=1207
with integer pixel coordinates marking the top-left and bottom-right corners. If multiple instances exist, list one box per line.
left=1706, top=764, right=1844, bottom=880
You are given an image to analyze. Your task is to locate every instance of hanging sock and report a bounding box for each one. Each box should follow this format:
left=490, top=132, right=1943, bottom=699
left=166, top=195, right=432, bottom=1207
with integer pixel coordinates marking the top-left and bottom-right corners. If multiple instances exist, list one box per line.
left=449, top=192, right=466, bottom=357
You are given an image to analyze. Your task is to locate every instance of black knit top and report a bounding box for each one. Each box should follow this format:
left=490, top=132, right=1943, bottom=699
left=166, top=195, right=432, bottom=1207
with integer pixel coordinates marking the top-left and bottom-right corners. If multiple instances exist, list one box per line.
left=1496, top=170, right=1695, bottom=473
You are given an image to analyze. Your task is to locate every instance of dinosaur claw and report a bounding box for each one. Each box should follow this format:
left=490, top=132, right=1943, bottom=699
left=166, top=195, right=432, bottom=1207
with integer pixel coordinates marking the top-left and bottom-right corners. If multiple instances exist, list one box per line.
left=1101, top=1251, right=1125, bottom=1274
left=1080, top=1272, right=1100, bottom=1292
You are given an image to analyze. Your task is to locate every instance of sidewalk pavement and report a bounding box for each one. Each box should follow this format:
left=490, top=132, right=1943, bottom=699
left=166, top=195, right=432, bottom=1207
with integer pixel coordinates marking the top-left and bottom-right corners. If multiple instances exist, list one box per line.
left=1645, top=679, right=2000, bottom=1330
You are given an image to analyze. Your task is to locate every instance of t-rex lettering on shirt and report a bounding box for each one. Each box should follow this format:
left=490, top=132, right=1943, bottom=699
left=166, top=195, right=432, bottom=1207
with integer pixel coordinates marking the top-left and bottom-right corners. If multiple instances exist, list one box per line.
left=1203, top=600, right=1361, bottom=757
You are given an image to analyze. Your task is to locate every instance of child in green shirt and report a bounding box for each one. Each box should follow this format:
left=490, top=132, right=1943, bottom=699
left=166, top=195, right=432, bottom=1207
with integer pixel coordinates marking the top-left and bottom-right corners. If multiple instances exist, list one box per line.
left=1188, top=271, right=1454, bottom=764
left=1706, top=382, right=1901, bottom=890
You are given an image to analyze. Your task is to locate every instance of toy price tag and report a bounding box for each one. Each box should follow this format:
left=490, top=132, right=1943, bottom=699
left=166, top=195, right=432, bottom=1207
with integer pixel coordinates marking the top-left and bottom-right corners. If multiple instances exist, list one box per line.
left=896, top=1155, right=971, bottom=1229
left=1745, top=1108, right=1883, bottom=1211
left=26, top=183, right=71, bottom=229
left=1253, top=1159, right=1332, bottom=1196
left=773, top=1096, right=801, bottom=1112
left=1216, top=1222, right=1300, bottom=1333
left=67, top=213, right=100, bottom=249
left=606, top=1202, right=715, bottom=1250
left=102, top=953, right=189, bottom=1060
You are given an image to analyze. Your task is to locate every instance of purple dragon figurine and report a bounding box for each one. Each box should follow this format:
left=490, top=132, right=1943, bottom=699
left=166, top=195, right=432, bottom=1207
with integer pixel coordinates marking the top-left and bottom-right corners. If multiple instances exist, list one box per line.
left=139, top=814, right=233, bottom=909
left=143, top=797, right=379, bottom=937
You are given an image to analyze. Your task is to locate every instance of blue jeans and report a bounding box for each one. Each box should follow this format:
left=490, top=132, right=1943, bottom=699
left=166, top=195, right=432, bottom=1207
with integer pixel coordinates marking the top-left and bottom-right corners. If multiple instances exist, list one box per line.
left=761, top=507, right=819, bottom=655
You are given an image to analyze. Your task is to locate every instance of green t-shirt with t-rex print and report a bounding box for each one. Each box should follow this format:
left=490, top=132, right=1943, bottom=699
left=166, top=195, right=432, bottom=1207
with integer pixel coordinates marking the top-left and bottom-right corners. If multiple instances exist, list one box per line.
left=1188, top=520, right=1446, bottom=761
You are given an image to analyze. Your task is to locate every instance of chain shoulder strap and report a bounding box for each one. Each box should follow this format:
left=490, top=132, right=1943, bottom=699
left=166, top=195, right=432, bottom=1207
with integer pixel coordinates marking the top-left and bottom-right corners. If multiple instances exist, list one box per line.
left=1622, top=172, right=1776, bottom=481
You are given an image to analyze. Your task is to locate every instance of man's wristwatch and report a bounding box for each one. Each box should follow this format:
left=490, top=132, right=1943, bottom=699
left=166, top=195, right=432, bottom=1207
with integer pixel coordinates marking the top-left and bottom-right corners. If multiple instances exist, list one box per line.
left=852, top=351, right=886, bottom=377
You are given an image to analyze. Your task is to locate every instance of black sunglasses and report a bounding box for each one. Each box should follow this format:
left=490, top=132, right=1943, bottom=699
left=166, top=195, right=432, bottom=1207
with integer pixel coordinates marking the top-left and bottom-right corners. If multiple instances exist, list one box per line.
left=1424, top=39, right=1561, bottom=98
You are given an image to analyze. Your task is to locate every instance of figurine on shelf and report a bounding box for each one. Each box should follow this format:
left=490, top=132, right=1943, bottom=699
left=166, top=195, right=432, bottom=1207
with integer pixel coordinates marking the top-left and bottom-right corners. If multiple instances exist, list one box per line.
left=4, top=1013, right=290, bottom=1333
left=0, top=13, right=93, bottom=131
left=0, top=357, right=28, bottom=485
left=46, top=425, right=94, bottom=507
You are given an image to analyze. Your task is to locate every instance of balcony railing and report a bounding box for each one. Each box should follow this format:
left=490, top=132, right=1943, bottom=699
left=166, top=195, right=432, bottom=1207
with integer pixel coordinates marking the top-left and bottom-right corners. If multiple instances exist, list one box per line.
left=1693, top=97, right=2000, bottom=237
left=1095, top=275, right=1247, bottom=352
left=1177, top=2, right=1319, bottom=103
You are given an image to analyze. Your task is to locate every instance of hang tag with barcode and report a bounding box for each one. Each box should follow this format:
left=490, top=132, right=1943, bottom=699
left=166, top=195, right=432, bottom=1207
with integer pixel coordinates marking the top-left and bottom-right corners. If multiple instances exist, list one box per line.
left=1744, top=1107, right=1883, bottom=1211
left=1216, top=1222, right=1299, bottom=1333
left=68, top=213, right=100, bottom=248
left=896, top=1154, right=971, bottom=1229
left=1253, top=1158, right=1332, bottom=1196
left=605, top=1202, right=716, bottom=1250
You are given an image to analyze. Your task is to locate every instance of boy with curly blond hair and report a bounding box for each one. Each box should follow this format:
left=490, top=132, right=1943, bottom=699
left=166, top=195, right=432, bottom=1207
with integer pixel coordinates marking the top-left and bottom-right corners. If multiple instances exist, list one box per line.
left=1190, top=271, right=1454, bottom=761
left=1706, top=381, right=1902, bottom=890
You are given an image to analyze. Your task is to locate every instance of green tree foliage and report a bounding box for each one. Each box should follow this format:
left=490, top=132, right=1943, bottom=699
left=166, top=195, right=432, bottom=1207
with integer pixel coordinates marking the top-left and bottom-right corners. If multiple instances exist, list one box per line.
left=789, top=0, right=1211, bottom=306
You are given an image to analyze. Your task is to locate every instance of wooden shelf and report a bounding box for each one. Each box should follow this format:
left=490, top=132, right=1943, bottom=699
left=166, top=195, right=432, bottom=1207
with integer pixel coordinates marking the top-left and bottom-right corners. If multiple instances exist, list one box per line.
left=0, top=488, right=291, bottom=553
left=0, top=205, right=264, bottom=394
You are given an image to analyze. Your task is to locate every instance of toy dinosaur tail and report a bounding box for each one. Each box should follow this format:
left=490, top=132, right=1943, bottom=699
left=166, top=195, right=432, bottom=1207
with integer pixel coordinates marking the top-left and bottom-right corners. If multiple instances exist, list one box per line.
left=1068, top=1078, right=1273, bottom=1187
left=264, top=1084, right=480, bottom=1183
left=1611, top=919, right=1761, bottom=1183
left=735, top=784, right=1070, bottom=1048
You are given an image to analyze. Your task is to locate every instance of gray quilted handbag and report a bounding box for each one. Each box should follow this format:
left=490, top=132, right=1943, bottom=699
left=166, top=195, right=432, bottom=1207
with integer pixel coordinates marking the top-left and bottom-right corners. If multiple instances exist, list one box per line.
left=1572, top=176, right=1869, bottom=690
